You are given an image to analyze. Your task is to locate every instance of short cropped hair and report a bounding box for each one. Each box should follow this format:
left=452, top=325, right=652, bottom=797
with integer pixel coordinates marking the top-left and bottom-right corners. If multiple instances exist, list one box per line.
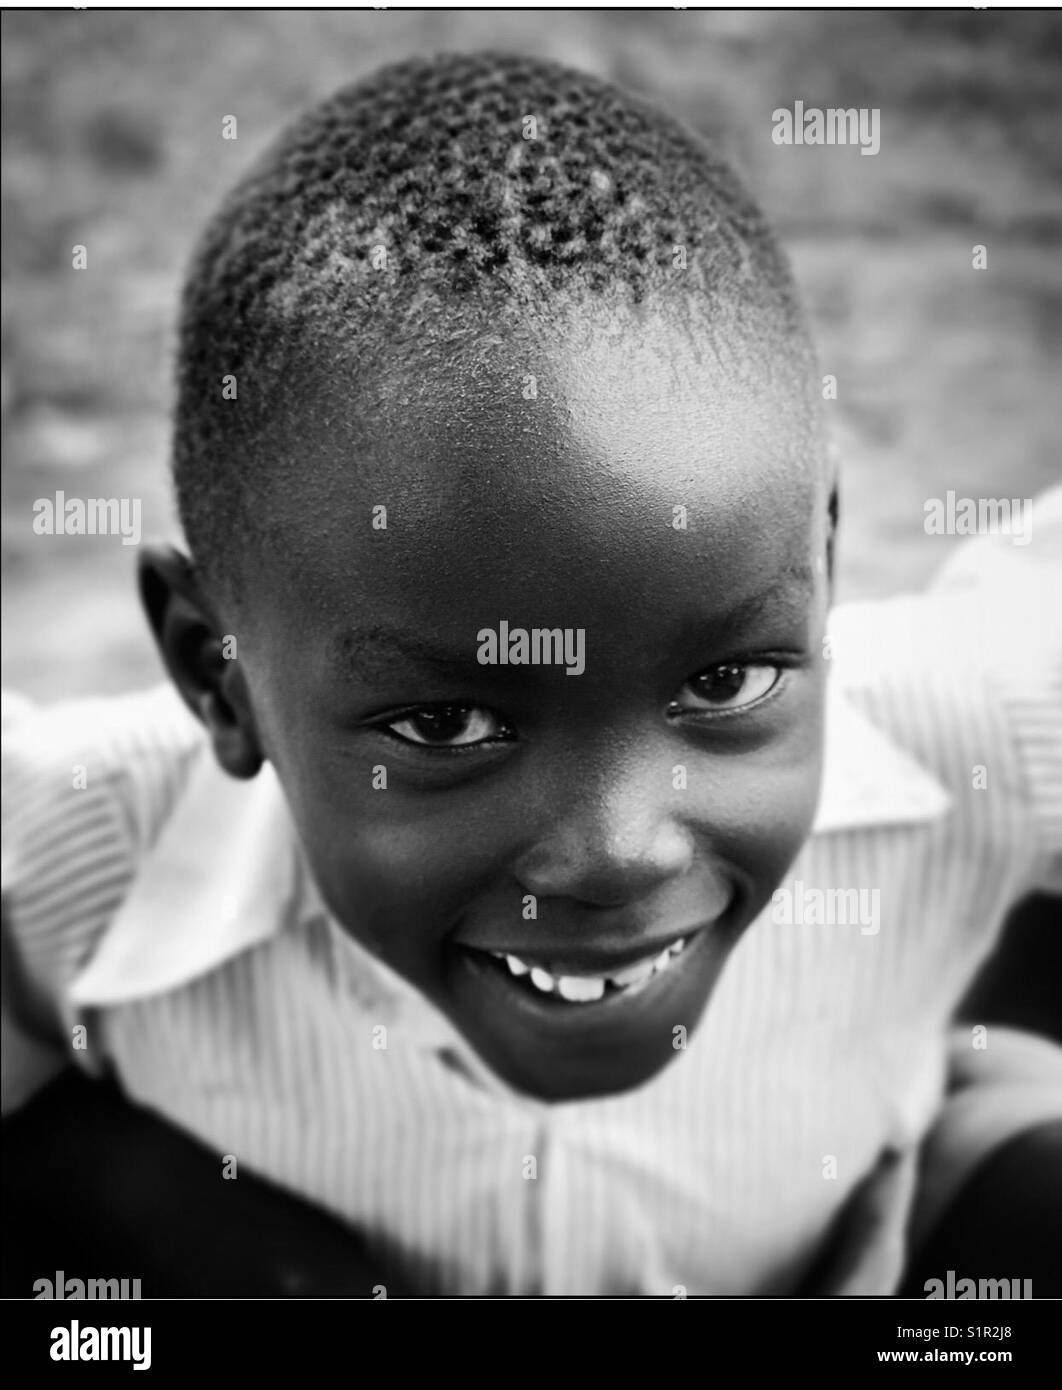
left=173, top=51, right=810, bottom=596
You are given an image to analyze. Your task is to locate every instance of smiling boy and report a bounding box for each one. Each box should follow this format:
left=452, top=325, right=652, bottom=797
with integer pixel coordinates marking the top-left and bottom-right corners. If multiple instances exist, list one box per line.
left=3, top=53, right=1060, bottom=1295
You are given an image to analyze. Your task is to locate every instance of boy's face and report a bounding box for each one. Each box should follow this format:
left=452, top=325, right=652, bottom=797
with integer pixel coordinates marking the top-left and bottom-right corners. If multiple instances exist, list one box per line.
left=223, top=306, right=830, bottom=1101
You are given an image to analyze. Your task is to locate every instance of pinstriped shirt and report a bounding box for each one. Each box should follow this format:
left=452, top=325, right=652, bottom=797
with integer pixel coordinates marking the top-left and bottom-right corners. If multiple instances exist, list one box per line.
left=3, top=503, right=1061, bottom=1296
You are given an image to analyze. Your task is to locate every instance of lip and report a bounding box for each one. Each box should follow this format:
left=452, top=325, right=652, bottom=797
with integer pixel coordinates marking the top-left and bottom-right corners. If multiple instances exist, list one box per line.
left=455, top=925, right=711, bottom=1021
left=455, top=926, right=710, bottom=978
left=446, top=917, right=734, bottom=1098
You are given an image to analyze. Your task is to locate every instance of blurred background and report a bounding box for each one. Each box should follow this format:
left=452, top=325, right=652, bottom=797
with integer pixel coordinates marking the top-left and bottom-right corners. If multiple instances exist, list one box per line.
left=3, top=8, right=1060, bottom=700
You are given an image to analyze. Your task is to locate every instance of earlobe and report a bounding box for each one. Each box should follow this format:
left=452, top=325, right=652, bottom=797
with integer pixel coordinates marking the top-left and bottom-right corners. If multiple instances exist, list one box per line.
left=138, top=544, right=263, bottom=779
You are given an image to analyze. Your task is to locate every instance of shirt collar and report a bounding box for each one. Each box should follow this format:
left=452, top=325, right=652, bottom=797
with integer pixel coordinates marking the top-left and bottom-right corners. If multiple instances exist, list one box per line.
left=812, top=678, right=951, bottom=833
left=69, top=749, right=300, bottom=1007
left=69, top=681, right=949, bottom=1009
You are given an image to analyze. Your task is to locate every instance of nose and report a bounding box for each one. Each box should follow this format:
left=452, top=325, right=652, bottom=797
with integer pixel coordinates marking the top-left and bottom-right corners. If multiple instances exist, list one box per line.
left=514, top=757, right=697, bottom=908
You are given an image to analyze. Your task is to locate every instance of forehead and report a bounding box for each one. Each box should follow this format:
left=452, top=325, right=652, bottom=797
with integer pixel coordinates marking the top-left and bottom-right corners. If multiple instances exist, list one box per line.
left=255, top=305, right=822, bottom=634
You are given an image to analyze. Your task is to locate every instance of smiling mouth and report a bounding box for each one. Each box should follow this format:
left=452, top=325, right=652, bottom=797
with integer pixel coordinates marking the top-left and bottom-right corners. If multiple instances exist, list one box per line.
left=470, top=937, right=689, bottom=1005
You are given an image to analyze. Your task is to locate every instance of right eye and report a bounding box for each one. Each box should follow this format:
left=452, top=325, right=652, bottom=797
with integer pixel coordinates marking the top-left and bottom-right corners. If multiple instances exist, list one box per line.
left=672, top=662, right=783, bottom=715
left=382, top=704, right=512, bottom=749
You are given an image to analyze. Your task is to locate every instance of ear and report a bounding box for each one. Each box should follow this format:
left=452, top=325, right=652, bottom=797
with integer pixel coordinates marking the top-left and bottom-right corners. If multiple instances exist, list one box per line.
left=825, top=441, right=840, bottom=595
left=138, top=544, right=263, bottom=779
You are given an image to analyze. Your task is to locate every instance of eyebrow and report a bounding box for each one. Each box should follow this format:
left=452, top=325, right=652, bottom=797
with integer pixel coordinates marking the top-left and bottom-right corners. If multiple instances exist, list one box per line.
left=327, top=565, right=817, bottom=684
left=326, top=625, right=481, bottom=684
left=711, top=563, right=816, bottom=638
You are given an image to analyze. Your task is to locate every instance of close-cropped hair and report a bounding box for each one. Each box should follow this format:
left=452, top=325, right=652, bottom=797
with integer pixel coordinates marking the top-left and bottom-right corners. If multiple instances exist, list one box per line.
left=173, top=51, right=811, bottom=596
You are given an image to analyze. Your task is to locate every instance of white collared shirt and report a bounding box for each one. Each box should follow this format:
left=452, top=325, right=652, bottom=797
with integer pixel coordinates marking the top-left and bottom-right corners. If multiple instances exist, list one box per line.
left=3, top=505, right=1061, bottom=1295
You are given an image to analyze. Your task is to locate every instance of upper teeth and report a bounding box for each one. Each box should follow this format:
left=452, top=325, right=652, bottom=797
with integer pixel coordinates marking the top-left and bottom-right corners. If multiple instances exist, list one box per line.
left=492, top=938, right=687, bottom=1003
left=557, top=975, right=606, bottom=1002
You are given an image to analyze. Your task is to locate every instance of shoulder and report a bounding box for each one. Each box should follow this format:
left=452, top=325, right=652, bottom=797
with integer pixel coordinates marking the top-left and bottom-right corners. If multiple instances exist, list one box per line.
left=3, top=684, right=204, bottom=844
left=1, top=685, right=208, bottom=1046
left=829, top=491, right=1061, bottom=890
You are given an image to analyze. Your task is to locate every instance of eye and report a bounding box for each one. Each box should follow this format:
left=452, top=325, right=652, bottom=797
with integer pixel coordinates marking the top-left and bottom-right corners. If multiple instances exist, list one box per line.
left=383, top=704, right=511, bottom=748
left=671, top=663, right=782, bottom=715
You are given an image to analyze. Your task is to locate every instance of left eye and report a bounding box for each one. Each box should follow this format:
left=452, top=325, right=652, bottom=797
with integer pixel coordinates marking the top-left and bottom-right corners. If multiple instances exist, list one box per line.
left=671, top=663, right=782, bottom=714
left=384, top=704, right=508, bottom=748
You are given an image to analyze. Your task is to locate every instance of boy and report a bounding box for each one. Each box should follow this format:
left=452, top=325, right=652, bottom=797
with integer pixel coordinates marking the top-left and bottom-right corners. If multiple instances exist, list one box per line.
left=3, top=52, right=1060, bottom=1296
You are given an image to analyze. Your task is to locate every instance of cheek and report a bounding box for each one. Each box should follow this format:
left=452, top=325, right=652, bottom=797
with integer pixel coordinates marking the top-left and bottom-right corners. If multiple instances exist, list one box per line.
left=752, top=776, right=819, bottom=868
left=284, top=760, right=505, bottom=960
left=703, top=715, right=825, bottom=898
left=739, top=753, right=823, bottom=894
